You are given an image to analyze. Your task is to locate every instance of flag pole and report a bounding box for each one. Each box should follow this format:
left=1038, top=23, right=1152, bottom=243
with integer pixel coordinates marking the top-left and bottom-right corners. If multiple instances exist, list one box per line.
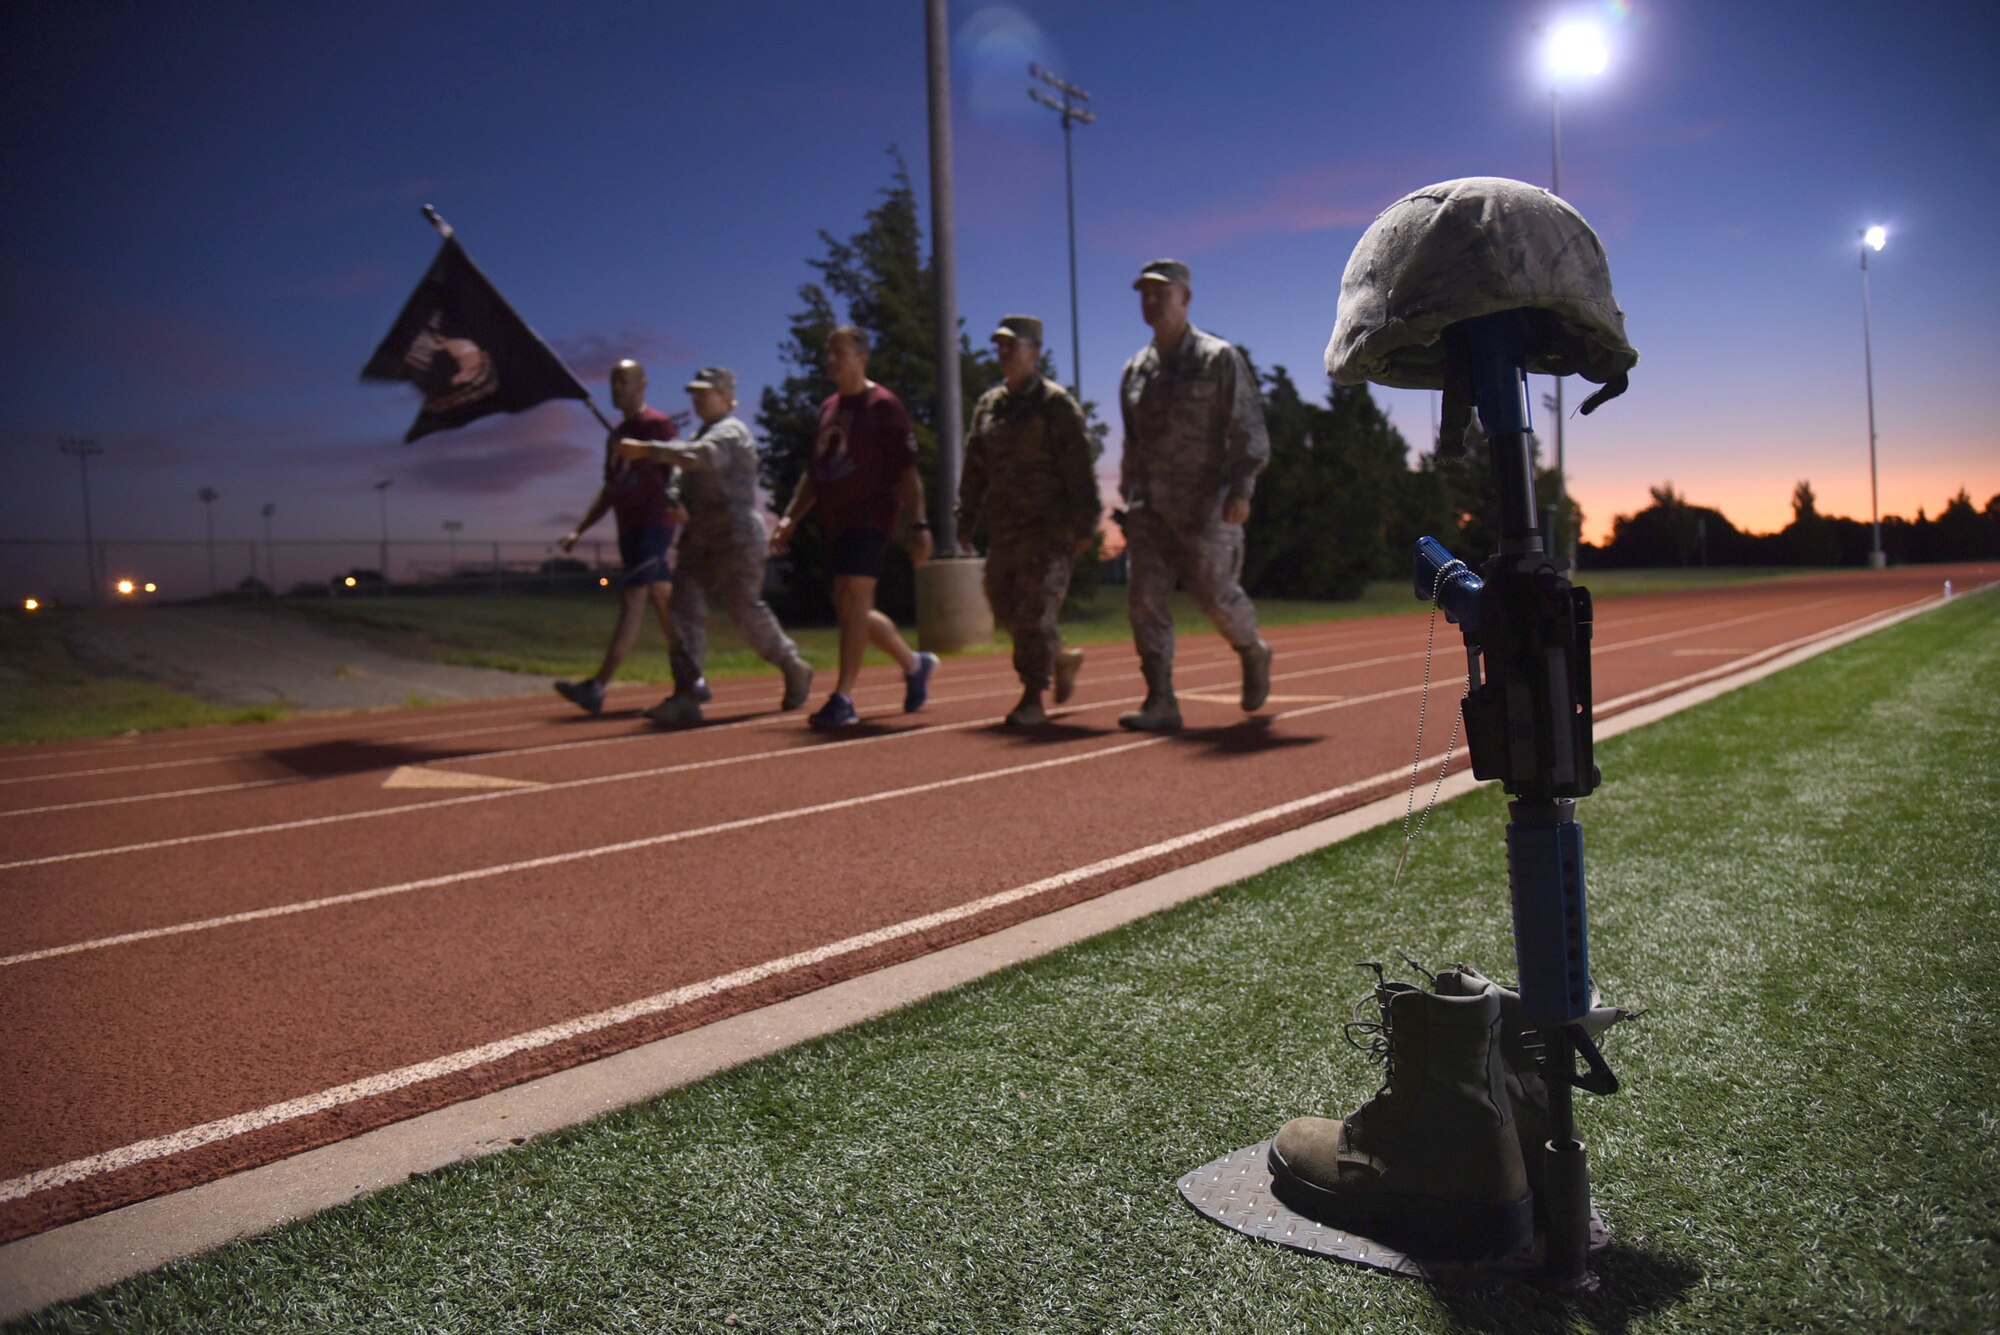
left=419, top=205, right=617, bottom=434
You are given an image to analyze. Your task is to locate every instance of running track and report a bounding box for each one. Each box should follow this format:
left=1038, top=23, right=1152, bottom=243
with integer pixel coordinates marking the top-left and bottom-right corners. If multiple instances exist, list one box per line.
left=1, top=566, right=1989, bottom=1242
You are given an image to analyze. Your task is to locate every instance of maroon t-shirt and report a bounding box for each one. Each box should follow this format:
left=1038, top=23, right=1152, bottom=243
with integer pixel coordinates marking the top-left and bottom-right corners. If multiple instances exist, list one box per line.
left=605, top=407, right=678, bottom=533
left=812, top=384, right=918, bottom=538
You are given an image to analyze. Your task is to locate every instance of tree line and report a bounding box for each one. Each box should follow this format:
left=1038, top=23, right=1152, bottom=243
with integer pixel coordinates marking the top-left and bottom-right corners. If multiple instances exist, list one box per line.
left=755, top=160, right=1995, bottom=620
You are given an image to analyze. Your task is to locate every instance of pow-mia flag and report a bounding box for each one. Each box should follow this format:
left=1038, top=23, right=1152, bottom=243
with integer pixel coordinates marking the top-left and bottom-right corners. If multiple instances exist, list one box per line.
left=362, top=237, right=589, bottom=442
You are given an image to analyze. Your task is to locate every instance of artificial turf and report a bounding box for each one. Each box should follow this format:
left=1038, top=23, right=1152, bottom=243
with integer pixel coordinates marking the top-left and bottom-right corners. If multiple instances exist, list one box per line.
left=11, top=591, right=1995, bottom=1332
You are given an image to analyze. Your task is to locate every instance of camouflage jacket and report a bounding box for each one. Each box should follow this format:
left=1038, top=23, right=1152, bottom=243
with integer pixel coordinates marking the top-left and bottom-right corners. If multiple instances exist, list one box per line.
left=1118, top=324, right=1269, bottom=527
left=958, top=376, right=1100, bottom=546
left=647, top=415, right=766, bottom=549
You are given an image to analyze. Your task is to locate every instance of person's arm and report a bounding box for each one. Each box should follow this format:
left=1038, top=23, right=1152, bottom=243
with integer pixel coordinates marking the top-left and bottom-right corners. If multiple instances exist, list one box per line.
left=771, top=472, right=815, bottom=554
left=562, top=486, right=613, bottom=552
left=955, top=402, right=989, bottom=553
left=898, top=465, right=933, bottom=567
left=1049, top=392, right=1101, bottom=551
left=1118, top=362, right=1142, bottom=507
left=1220, top=347, right=1270, bottom=525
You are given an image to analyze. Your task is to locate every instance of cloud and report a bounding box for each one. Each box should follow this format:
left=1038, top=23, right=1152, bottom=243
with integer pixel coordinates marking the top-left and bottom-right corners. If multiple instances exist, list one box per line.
left=1104, top=164, right=1396, bottom=256
left=399, top=436, right=591, bottom=496
left=957, top=5, right=1061, bottom=124
left=546, top=322, right=701, bottom=381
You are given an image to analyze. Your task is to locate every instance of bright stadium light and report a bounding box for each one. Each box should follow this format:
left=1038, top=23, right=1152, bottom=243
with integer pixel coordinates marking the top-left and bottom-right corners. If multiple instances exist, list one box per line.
left=1547, top=21, right=1609, bottom=79
left=143, top=582, right=158, bottom=593
left=1864, top=225, right=1887, bottom=251
left=116, top=579, right=135, bottom=596
left=598, top=576, right=610, bottom=587
left=344, top=576, right=358, bottom=588
left=24, top=598, right=40, bottom=612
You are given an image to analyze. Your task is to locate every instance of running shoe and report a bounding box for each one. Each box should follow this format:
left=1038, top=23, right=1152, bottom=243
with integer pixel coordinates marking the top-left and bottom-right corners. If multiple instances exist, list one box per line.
left=809, top=692, right=859, bottom=730
left=904, top=651, right=939, bottom=713
left=554, top=678, right=606, bottom=715
left=644, top=693, right=703, bottom=727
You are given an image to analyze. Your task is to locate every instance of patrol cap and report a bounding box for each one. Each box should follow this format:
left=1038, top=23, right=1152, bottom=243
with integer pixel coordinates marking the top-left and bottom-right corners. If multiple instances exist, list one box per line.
left=685, top=366, right=736, bottom=395
left=1132, top=258, right=1191, bottom=290
left=989, top=315, right=1044, bottom=345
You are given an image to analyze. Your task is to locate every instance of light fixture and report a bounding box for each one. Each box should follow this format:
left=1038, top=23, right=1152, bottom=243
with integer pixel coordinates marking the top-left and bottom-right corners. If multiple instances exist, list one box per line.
left=344, top=576, right=358, bottom=588
left=1864, top=225, right=1886, bottom=251
left=144, top=582, right=157, bottom=593
left=116, top=579, right=135, bottom=596
left=1547, top=20, right=1609, bottom=79
left=23, top=598, right=40, bottom=612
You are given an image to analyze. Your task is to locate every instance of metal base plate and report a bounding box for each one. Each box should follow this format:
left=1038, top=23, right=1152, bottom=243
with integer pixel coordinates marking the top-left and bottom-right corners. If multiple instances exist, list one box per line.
left=1178, top=1141, right=1608, bottom=1287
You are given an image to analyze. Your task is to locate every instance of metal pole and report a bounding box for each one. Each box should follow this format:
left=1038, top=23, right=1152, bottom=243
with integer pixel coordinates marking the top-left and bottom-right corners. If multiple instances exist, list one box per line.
left=198, top=487, right=219, bottom=594
left=1549, top=88, right=1569, bottom=564
left=925, top=0, right=963, bottom=554
left=374, top=478, right=394, bottom=580
left=1861, top=243, right=1883, bottom=568
left=59, top=438, right=102, bottom=603
left=1031, top=66, right=1094, bottom=397
left=262, top=503, right=277, bottom=593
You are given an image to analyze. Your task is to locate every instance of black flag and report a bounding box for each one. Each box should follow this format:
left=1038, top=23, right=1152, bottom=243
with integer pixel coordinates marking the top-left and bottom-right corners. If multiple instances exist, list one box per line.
left=362, top=237, right=590, bottom=442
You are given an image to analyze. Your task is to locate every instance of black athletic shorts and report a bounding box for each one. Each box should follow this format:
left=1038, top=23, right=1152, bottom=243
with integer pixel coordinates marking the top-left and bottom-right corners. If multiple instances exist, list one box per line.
left=829, top=528, right=892, bottom=579
left=618, top=523, right=676, bottom=588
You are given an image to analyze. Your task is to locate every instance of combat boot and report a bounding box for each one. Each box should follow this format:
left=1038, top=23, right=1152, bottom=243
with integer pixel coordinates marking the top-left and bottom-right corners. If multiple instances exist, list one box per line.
left=1269, top=981, right=1534, bottom=1259
left=1005, top=688, right=1047, bottom=728
left=1432, top=963, right=1627, bottom=1223
left=644, top=684, right=704, bottom=728
left=1053, top=647, right=1084, bottom=704
left=780, top=656, right=814, bottom=711
left=1118, top=655, right=1182, bottom=732
left=1238, top=638, right=1273, bottom=712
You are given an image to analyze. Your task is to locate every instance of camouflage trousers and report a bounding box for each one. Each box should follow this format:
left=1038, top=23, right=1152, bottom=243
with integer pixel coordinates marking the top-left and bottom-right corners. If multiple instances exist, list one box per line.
left=1123, top=509, right=1259, bottom=667
left=983, top=536, right=1076, bottom=691
left=668, top=533, right=799, bottom=689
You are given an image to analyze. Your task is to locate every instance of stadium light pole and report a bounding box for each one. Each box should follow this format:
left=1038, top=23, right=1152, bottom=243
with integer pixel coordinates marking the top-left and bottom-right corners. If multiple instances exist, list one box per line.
left=58, top=437, right=103, bottom=603
left=373, top=478, right=394, bottom=580
left=262, top=502, right=277, bottom=594
left=924, top=0, right=963, bottom=557
left=1539, top=19, right=1608, bottom=565
left=443, top=519, right=463, bottom=574
left=1029, top=63, right=1095, bottom=395
left=197, top=487, right=219, bottom=595
left=1860, top=226, right=1887, bottom=569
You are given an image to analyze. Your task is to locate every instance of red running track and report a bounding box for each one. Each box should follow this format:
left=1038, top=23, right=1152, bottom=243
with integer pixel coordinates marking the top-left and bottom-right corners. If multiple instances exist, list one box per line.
left=0, top=565, right=1989, bottom=1241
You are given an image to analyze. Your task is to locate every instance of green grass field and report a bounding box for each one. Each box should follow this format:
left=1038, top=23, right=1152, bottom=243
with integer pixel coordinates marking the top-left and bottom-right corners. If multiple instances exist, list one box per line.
left=0, top=612, right=285, bottom=746
left=280, top=568, right=1803, bottom=683
left=13, top=590, right=1994, bottom=1332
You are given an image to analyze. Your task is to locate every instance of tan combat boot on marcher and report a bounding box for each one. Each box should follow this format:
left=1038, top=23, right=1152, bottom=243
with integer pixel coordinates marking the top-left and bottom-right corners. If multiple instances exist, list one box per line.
left=1053, top=646, right=1084, bottom=704
left=1239, top=638, right=1272, bottom=711
left=1005, top=688, right=1048, bottom=727
left=1269, top=981, right=1534, bottom=1259
left=1117, top=653, right=1181, bottom=732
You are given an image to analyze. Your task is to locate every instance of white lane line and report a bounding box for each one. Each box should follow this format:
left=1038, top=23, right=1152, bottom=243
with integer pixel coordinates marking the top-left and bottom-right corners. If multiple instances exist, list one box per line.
left=0, top=776, right=311, bottom=818
left=0, top=736, right=1167, bottom=968
left=0, top=682, right=1428, bottom=967
left=0, top=598, right=1865, bottom=869
left=0, top=745, right=1443, bottom=1207
left=0, top=616, right=1429, bottom=786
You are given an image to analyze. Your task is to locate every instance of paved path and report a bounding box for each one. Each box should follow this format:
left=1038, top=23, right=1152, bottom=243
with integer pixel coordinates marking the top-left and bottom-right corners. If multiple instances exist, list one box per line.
left=1, top=566, right=1990, bottom=1247
left=60, top=605, right=550, bottom=710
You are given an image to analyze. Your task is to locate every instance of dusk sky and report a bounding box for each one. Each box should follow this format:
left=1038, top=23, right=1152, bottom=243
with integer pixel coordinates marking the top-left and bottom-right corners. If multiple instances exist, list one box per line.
left=3, top=0, right=1995, bottom=600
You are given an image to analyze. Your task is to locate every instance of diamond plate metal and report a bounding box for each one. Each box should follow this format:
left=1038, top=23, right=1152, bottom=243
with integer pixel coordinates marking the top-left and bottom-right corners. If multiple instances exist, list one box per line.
left=1177, top=1141, right=1609, bottom=1286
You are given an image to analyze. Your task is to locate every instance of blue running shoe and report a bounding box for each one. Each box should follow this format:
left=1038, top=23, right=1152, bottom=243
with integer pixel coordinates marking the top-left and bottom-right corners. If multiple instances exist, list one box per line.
left=809, top=692, right=859, bottom=730
left=903, top=651, right=939, bottom=713
left=554, top=678, right=606, bottom=715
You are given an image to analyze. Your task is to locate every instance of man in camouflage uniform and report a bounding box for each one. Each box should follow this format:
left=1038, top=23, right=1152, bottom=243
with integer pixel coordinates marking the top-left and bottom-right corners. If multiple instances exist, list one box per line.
left=957, top=315, right=1101, bottom=727
left=617, top=367, right=812, bottom=725
left=1117, top=259, right=1272, bottom=731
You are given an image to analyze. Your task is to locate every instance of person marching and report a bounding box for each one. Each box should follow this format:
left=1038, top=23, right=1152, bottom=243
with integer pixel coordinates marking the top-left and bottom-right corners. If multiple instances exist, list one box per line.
left=770, top=325, right=938, bottom=730
left=615, top=366, right=813, bottom=725
left=1116, top=259, right=1273, bottom=731
left=957, top=315, right=1100, bottom=727
left=553, top=359, right=682, bottom=714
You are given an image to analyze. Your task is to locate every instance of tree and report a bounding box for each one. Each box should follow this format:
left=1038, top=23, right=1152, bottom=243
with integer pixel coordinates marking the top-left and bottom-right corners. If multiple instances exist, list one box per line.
left=757, top=151, right=1000, bottom=622
left=1239, top=364, right=1412, bottom=600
